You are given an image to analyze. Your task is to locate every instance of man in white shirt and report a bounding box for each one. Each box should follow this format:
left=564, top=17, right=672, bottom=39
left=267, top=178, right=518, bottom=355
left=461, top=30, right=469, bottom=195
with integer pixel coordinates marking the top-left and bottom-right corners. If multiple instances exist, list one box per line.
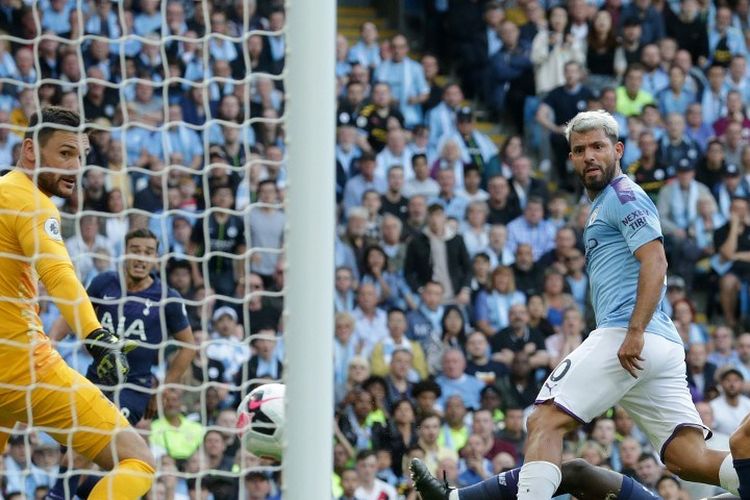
left=355, top=450, right=398, bottom=500
left=710, top=366, right=750, bottom=435
left=376, top=128, right=414, bottom=180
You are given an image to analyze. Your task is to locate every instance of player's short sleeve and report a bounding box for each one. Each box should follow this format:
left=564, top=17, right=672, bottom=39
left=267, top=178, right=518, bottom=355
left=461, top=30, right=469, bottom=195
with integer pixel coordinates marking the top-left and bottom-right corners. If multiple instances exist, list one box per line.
left=85, top=272, right=107, bottom=300
left=165, top=289, right=190, bottom=335
left=607, top=183, right=663, bottom=254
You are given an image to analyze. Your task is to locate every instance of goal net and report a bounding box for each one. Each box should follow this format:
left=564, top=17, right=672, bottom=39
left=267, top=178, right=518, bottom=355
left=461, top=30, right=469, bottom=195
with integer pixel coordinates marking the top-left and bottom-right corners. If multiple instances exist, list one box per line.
left=0, top=0, right=334, bottom=498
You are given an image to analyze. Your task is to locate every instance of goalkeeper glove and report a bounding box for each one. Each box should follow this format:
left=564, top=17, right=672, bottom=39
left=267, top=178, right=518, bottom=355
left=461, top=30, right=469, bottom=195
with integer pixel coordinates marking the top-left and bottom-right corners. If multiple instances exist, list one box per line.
left=84, top=328, right=137, bottom=386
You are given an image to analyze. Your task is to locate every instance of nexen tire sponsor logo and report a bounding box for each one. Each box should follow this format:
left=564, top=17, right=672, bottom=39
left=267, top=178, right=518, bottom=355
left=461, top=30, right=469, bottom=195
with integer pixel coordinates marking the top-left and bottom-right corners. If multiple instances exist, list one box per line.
left=621, top=209, right=649, bottom=230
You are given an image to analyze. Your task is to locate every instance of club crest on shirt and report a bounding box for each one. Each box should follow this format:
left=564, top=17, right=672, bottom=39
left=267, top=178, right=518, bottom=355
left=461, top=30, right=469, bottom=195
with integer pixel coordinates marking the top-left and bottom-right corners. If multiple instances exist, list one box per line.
left=43, top=217, right=62, bottom=241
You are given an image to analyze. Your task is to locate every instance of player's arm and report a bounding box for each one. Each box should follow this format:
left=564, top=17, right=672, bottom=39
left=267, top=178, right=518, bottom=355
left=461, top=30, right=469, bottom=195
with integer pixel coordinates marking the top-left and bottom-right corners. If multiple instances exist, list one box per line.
left=163, top=326, right=195, bottom=386
left=47, top=274, right=106, bottom=341
left=630, top=240, right=668, bottom=333
left=146, top=298, right=195, bottom=419
left=48, top=314, right=72, bottom=341
left=612, top=194, right=666, bottom=378
left=17, top=212, right=131, bottom=384
left=16, top=210, right=101, bottom=337
left=620, top=239, right=667, bottom=378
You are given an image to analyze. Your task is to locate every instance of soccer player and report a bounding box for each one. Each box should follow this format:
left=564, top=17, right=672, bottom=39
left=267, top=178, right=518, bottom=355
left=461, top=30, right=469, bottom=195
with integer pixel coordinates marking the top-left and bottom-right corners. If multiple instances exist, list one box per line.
left=512, top=109, right=746, bottom=498
left=0, top=106, right=155, bottom=499
left=48, top=227, right=195, bottom=498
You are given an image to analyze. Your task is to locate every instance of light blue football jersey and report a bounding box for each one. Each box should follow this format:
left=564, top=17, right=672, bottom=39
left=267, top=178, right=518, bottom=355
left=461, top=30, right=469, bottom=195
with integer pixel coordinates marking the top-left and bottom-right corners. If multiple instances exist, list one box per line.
left=584, top=175, right=682, bottom=345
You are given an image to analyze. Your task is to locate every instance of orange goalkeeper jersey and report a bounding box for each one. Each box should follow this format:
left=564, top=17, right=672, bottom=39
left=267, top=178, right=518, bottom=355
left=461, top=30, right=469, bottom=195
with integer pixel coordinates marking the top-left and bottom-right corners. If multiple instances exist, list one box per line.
left=0, top=169, right=100, bottom=383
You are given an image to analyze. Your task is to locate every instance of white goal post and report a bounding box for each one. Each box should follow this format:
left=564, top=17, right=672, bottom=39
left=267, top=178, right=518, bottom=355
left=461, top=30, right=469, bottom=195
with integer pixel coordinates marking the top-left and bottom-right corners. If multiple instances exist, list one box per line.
left=284, top=0, right=336, bottom=498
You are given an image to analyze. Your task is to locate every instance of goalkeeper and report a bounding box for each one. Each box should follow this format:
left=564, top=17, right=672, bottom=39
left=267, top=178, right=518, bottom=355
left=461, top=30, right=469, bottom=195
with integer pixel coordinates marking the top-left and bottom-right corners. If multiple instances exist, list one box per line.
left=0, top=106, right=155, bottom=499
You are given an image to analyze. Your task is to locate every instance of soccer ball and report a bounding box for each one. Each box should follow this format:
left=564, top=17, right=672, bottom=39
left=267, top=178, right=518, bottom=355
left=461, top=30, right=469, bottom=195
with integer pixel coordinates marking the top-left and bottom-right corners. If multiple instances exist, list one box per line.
left=236, top=383, right=285, bottom=460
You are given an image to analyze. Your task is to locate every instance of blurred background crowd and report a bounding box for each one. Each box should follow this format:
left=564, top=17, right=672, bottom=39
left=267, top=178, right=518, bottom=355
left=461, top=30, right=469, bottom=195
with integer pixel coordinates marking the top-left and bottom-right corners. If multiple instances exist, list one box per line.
left=1, top=0, right=750, bottom=498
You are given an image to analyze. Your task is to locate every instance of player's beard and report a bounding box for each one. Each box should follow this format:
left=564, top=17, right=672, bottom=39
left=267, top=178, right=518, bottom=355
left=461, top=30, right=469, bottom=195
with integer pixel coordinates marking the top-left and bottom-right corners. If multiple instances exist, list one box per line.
left=36, top=154, right=76, bottom=198
left=127, top=263, right=148, bottom=283
left=577, top=154, right=619, bottom=193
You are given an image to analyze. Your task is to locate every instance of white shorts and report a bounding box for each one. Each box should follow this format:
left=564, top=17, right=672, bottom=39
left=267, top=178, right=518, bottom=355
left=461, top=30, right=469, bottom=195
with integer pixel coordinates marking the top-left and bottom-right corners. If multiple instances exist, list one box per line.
left=536, top=327, right=710, bottom=459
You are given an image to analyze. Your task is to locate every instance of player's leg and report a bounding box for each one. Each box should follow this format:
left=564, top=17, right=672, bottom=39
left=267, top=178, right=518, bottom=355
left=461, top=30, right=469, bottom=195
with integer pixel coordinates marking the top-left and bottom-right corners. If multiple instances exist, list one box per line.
left=662, top=427, right=734, bottom=488
left=410, top=458, right=659, bottom=499
left=86, top=430, right=155, bottom=500
left=620, top=333, right=740, bottom=495
left=23, top=362, right=155, bottom=500
left=519, top=403, right=578, bottom=497
left=729, top=415, right=750, bottom=498
left=519, top=329, right=640, bottom=499
left=74, top=387, right=150, bottom=499
left=558, top=459, right=659, bottom=499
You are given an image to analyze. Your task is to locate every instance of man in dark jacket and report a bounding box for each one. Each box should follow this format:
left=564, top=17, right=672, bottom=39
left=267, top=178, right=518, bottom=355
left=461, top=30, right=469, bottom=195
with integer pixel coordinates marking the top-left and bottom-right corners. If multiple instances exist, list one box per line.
left=404, top=203, right=472, bottom=305
left=486, top=20, right=534, bottom=132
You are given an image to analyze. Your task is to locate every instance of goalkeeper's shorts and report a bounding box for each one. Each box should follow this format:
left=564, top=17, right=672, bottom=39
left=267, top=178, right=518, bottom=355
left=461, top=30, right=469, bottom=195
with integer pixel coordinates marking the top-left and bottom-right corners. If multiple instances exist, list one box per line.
left=0, top=359, right=130, bottom=459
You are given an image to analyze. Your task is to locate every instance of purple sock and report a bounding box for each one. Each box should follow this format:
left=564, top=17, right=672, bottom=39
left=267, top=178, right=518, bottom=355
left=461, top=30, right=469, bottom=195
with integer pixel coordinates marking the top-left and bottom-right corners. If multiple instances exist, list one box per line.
left=459, top=468, right=519, bottom=500
left=734, top=457, right=750, bottom=500
left=617, top=476, right=660, bottom=499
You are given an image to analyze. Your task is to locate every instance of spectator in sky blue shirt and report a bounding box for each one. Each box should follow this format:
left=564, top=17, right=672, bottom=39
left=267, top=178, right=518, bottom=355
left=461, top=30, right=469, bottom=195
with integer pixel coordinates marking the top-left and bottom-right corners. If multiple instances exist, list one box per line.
left=85, top=0, right=120, bottom=38
left=657, top=65, right=696, bottom=116
left=505, top=197, right=557, bottom=261
left=343, top=153, right=387, bottom=213
left=348, top=21, right=381, bottom=69
left=374, top=34, right=430, bottom=128
left=40, top=0, right=73, bottom=35
left=685, top=103, right=714, bottom=151
left=134, top=0, right=162, bottom=35
left=709, top=6, right=748, bottom=65
left=458, top=434, right=494, bottom=487
left=435, top=348, right=485, bottom=410
left=621, top=0, right=665, bottom=45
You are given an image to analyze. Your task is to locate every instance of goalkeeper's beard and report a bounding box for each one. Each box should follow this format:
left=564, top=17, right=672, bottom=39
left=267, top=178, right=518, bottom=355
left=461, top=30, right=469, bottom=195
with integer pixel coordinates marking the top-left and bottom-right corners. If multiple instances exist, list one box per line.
left=36, top=160, right=76, bottom=198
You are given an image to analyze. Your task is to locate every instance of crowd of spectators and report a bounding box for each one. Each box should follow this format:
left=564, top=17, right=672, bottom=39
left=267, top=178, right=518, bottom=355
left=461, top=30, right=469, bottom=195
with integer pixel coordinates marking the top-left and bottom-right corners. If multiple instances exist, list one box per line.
left=3, top=0, right=750, bottom=498
left=332, top=0, right=750, bottom=499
